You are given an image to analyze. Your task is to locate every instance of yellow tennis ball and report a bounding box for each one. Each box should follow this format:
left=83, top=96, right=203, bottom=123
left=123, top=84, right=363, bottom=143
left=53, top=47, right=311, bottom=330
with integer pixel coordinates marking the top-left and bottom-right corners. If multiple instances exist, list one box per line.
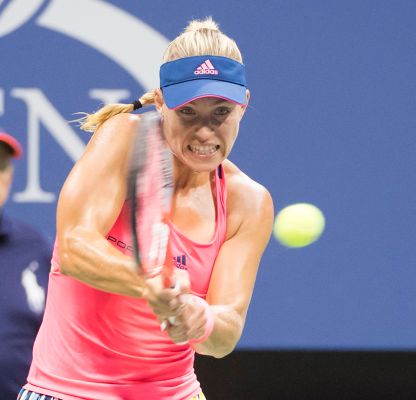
left=273, top=203, right=325, bottom=248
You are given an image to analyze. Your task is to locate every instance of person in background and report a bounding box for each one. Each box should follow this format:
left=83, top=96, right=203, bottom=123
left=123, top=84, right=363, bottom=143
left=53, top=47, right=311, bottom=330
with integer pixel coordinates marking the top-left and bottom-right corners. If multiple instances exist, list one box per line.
left=0, top=131, right=51, bottom=398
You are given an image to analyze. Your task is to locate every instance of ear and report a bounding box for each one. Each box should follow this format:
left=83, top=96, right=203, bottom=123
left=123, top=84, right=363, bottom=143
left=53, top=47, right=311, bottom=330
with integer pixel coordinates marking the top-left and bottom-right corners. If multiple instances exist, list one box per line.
left=154, top=89, right=164, bottom=112
left=240, top=89, right=250, bottom=116
left=245, top=89, right=251, bottom=105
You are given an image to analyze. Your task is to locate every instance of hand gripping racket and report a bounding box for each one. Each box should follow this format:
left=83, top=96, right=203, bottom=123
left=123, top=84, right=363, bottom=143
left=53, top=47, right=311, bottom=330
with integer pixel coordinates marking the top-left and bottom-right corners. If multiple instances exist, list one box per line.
left=127, top=111, right=175, bottom=288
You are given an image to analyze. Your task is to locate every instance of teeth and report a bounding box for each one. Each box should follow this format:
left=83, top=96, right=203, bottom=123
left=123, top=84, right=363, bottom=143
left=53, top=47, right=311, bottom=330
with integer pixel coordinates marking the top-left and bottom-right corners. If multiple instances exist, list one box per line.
left=189, top=145, right=219, bottom=155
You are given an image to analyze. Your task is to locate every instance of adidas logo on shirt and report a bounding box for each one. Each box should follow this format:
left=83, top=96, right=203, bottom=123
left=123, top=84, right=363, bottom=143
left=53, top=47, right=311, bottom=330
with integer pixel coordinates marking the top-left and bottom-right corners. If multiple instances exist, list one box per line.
left=194, top=59, right=219, bottom=75
left=173, top=254, right=187, bottom=270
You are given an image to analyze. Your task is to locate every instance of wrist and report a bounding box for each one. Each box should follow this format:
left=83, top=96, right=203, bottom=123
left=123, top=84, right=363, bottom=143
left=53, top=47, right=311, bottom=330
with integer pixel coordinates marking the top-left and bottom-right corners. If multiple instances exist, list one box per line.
left=189, top=295, right=214, bottom=345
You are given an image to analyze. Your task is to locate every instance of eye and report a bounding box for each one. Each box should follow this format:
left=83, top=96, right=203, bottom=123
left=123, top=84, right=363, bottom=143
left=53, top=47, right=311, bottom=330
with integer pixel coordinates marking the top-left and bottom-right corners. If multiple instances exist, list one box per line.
left=178, top=107, right=195, bottom=115
left=214, top=107, right=232, bottom=116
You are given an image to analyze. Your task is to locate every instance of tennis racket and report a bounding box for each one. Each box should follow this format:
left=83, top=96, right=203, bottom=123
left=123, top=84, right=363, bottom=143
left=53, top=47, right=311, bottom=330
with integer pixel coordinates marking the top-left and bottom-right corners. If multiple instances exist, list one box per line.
left=127, top=111, right=174, bottom=288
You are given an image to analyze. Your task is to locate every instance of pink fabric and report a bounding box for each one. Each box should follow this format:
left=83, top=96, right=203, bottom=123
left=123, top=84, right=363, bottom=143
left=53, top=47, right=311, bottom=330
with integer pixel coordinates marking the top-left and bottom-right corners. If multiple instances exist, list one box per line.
left=26, top=166, right=227, bottom=400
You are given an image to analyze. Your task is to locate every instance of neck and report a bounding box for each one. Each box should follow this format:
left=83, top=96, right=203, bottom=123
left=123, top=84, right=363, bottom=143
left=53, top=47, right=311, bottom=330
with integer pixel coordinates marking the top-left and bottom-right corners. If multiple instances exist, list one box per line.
left=173, top=159, right=215, bottom=192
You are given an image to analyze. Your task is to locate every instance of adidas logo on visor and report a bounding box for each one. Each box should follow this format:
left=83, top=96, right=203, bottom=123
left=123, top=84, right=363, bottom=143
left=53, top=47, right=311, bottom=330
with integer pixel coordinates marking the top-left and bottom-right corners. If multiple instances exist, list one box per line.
left=194, top=59, right=219, bottom=75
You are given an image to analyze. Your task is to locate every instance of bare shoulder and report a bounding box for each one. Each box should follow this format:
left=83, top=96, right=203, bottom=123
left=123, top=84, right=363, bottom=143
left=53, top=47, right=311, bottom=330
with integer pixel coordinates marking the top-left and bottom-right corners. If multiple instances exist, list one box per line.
left=101, top=112, right=140, bottom=131
left=223, top=160, right=274, bottom=240
left=223, top=159, right=273, bottom=211
left=89, top=112, right=140, bottom=146
left=68, top=113, right=141, bottom=185
left=78, top=113, right=140, bottom=170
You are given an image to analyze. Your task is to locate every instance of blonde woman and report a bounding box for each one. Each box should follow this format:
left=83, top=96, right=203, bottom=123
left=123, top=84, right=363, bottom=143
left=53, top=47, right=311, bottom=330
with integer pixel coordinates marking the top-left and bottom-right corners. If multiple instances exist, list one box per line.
left=19, top=17, right=274, bottom=400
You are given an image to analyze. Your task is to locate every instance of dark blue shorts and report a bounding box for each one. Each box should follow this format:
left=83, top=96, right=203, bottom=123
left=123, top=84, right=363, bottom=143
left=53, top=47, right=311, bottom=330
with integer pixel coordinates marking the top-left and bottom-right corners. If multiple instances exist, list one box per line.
left=18, top=388, right=207, bottom=399
left=17, top=389, right=61, bottom=399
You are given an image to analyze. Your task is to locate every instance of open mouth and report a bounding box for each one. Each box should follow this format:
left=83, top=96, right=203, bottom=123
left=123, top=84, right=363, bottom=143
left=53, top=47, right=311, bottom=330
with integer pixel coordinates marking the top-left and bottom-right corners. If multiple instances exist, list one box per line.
left=187, top=144, right=220, bottom=156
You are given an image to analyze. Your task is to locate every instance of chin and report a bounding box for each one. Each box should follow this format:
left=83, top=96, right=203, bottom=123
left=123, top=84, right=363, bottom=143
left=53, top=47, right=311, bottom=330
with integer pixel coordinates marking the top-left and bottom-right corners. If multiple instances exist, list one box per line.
left=190, top=161, right=220, bottom=173
left=183, top=157, right=223, bottom=173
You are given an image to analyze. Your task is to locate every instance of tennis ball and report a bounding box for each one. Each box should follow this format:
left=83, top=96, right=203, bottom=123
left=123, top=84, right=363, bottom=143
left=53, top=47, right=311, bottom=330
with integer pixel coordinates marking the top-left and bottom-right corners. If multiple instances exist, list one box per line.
left=273, top=203, right=325, bottom=248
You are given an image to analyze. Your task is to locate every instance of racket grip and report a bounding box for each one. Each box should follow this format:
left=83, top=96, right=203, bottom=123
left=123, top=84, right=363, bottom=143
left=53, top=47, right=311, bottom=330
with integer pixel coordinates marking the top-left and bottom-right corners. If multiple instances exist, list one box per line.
left=162, top=239, right=175, bottom=288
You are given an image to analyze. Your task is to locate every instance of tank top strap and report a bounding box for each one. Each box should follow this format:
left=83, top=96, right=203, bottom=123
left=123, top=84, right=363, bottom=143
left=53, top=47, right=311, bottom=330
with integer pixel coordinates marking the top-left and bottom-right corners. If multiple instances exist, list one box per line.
left=214, top=164, right=227, bottom=244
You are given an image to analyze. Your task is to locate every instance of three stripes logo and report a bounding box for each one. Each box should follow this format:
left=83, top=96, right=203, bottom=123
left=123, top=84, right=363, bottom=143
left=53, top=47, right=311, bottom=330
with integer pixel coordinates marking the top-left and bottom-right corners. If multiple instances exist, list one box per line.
left=173, top=254, right=187, bottom=270
left=194, top=59, right=219, bottom=75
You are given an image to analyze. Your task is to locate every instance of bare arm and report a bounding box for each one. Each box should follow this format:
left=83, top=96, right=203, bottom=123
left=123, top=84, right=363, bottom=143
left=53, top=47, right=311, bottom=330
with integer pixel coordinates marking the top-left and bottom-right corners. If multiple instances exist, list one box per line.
left=166, top=173, right=274, bottom=357
left=57, top=113, right=149, bottom=297
left=196, top=185, right=274, bottom=357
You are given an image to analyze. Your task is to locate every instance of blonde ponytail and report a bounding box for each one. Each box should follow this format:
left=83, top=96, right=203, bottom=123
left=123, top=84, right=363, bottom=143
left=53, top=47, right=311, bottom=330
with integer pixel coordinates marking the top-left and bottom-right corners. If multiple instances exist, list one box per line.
left=78, top=90, right=157, bottom=132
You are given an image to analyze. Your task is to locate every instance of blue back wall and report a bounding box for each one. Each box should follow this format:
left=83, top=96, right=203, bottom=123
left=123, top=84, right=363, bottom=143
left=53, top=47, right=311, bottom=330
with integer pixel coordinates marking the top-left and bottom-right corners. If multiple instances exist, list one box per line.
left=1, top=0, right=415, bottom=349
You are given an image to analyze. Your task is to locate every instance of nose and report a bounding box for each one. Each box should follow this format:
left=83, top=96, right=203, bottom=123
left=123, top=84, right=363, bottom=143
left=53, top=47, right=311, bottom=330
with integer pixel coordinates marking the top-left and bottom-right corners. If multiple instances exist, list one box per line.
left=193, top=123, right=216, bottom=142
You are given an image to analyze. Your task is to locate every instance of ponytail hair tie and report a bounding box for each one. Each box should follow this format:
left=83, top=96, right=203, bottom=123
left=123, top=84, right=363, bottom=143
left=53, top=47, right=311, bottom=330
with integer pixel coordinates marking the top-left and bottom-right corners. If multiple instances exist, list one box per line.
left=132, top=99, right=143, bottom=111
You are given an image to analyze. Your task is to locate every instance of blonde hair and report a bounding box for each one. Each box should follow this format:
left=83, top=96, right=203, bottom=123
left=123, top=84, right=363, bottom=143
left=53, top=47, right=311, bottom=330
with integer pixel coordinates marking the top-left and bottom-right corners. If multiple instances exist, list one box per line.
left=78, top=17, right=243, bottom=132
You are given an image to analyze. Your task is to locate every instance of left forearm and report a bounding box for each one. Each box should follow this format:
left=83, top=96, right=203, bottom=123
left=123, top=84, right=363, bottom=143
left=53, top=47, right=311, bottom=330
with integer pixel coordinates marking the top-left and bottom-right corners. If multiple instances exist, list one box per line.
left=193, top=305, right=244, bottom=358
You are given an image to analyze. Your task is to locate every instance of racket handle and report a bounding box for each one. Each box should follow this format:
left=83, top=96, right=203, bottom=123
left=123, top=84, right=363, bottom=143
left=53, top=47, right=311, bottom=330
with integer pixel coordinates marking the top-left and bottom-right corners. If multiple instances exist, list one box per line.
left=161, top=263, right=177, bottom=327
left=162, top=237, right=175, bottom=288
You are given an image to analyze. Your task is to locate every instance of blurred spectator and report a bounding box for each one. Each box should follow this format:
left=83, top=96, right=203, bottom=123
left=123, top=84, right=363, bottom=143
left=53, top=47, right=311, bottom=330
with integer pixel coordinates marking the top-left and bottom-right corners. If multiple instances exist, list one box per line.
left=0, top=131, right=51, bottom=398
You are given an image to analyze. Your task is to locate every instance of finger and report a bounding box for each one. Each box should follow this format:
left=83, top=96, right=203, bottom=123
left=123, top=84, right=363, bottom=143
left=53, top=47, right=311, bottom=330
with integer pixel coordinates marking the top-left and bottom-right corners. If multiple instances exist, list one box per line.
left=160, top=314, right=179, bottom=331
left=167, top=326, right=189, bottom=344
left=188, top=323, right=206, bottom=341
left=160, top=320, right=168, bottom=332
left=166, top=322, right=186, bottom=335
left=175, top=340, right=189, bottom=345
left=168, top=297, right=187, bottom=315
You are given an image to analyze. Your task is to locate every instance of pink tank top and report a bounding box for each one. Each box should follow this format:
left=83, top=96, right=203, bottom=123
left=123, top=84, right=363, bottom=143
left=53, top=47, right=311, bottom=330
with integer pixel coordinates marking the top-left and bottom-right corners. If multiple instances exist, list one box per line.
left=25, top=166, right=227, bottom=400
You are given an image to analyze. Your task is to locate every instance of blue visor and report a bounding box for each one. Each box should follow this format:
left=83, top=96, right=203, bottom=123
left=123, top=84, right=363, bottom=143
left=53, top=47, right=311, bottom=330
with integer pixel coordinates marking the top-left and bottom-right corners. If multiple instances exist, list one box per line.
left=160, top=55, right=247, bottom=109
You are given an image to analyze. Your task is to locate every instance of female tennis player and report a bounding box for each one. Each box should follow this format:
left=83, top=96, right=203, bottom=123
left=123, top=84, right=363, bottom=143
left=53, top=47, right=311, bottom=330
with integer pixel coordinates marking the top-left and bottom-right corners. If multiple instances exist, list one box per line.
left=19, top=17, right=274, bottom=400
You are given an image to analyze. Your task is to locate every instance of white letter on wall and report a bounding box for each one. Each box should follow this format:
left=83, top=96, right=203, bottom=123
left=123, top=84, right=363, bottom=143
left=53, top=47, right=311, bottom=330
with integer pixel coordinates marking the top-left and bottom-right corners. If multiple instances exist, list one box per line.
left=11, top=88, right=85, bottom=203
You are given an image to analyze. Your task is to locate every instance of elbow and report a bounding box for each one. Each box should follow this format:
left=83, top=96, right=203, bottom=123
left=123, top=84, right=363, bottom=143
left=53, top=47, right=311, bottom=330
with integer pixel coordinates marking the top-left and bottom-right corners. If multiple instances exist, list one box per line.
left=58, top=232, right=84, bottom=277
left=213, top=327, right=242, bottom=358
left=195, top=343, right=237, bottom=359
left=59, top=250, right=74, bottom=276
left=212, top=311, right=244, bottom=358
left=211, top=343, right=237, bottom=359
left=203, top=333, right=240, bottom=358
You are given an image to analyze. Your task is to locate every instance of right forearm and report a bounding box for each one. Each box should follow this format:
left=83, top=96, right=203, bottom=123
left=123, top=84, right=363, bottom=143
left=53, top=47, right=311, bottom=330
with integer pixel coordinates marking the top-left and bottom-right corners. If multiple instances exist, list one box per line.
left=59, top=227, right=146, bottom=297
